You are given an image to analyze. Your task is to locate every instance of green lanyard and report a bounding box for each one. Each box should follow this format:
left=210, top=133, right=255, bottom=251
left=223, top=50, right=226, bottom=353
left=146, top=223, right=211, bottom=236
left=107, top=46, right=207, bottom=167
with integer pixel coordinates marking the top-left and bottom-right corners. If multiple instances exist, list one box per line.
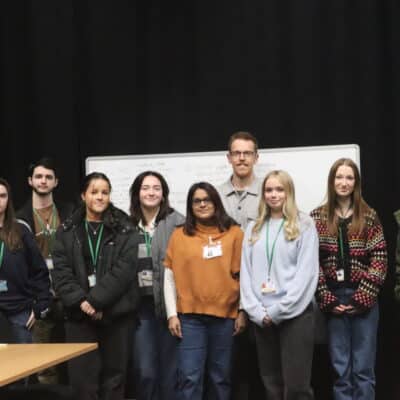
left=33, top=204, right=58, bottom=235
left=265, top=219, right=285, bottom=277
left=338, top=224, right=345, bottom=260
left=143, top=231, right=152, bottom=257
left=85, top=221, right=104, bottom=268
left=0, top=241, right=4, bottom=269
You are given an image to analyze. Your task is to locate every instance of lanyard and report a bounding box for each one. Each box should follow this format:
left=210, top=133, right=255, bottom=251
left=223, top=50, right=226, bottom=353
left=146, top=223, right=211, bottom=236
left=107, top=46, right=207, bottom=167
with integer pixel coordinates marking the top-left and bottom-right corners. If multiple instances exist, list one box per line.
left=338, top=224, right=345, bottom=260
left=265, top=219, right=285, bottom=277
left=85, top=221, right=104, bottom=268
left=0, top=241, right=4, bottom=269
left=143, top=231, right=152, bottom=257
left=33, top=204, right=57, bottom=235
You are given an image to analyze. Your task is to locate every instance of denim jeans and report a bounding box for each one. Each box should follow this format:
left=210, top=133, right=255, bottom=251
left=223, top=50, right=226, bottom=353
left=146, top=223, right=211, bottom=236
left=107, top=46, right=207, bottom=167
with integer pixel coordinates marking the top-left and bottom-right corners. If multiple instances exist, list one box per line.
left=177, top=314, right=234, bottom=400
left=8, top=309, right=33, bottom=343
left=327, top=288, right=379, bottom=400
left=133, top=299, right=178, bottom=400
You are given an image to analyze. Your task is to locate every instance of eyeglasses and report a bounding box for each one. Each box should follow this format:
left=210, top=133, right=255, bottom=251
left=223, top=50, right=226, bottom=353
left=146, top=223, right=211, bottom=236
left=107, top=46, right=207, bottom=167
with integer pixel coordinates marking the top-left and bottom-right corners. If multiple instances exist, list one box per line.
left=229, top=151, right=256, bottom=159
left=192, top=197, right=212, bottom=206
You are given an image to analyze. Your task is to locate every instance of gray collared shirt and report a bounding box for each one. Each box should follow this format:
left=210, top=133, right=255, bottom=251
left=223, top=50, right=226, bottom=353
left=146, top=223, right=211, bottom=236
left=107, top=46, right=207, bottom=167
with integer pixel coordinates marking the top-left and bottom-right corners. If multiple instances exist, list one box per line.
left=218, top=176, right=262, bottom=230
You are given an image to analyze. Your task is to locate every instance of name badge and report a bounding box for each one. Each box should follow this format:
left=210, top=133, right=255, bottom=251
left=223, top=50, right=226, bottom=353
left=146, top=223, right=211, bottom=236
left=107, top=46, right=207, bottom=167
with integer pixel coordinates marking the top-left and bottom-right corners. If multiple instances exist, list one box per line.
left=138, top=270, right=153, bottom=287
left=203, top=243, right=223, bottom=259
left=261, top=279, right=276, bottom=294
left=0, top=280, right=8, bottom=293
left=336, top=269, right=345, bottom=282
left=88, top=274, right=96, bottom=287
left=46, top=258, right=54, bottom=270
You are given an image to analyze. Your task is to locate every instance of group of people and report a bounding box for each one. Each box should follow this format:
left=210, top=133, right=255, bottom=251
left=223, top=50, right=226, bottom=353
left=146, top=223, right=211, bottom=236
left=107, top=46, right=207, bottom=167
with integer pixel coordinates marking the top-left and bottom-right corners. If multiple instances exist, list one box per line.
left=0, top=131, right=392, bottom=400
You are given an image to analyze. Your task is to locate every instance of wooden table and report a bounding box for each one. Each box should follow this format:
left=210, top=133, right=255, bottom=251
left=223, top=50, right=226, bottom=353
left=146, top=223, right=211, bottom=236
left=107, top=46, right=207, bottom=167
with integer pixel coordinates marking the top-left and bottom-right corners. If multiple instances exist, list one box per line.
left=0, top=343, right=98, bottom=386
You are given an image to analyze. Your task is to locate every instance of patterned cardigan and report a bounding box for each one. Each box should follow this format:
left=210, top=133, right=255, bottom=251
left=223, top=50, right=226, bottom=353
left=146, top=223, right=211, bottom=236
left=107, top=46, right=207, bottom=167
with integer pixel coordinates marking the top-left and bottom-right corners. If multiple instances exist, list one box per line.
left=310, top=206, right=387, bottom=311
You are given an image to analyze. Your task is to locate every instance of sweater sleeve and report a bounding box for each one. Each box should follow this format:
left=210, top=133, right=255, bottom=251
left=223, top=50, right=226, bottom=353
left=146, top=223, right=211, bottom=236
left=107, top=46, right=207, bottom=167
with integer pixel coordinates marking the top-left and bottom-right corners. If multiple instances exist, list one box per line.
left=394, top=210, right=400, bottom=302
left=266, top=218, right=319, bottom=325
left=21, top=225, right=52, bottom=317
left=240, top=224, right=267, bottom=327
left=350, top=212, right=387, bottom=309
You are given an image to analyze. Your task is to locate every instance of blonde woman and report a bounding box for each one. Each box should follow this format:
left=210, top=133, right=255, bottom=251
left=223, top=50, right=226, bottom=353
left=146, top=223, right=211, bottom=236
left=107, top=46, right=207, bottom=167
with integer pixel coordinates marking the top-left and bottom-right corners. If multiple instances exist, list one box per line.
left=240, top=170, right=319, bottom=399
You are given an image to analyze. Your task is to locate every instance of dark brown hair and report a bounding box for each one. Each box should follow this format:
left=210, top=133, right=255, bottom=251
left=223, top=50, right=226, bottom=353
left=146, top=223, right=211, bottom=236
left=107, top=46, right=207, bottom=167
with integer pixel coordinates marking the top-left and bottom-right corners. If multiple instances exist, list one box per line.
left=0, top=178, right=22, bottom=250
left=183, top=182, right=237, bottom=236
left=129, top=171, right=173, bottom=227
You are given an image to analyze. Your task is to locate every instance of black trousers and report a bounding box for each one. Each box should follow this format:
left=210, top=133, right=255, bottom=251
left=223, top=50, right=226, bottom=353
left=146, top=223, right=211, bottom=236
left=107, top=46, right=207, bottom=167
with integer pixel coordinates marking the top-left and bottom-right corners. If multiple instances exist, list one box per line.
left=65, top=315, right=132, bottom=400
left=253, top=304, right=315, bottom=400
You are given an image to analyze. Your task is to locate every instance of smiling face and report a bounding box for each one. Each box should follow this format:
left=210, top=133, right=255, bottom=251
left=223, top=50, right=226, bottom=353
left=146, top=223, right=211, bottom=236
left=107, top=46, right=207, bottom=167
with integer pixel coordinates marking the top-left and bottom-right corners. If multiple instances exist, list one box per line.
left=0, top=184, right=9, bottom=224
left=28, top=165, right=58, bottom=196
left=192, top=188, right=216, bottom=223
left=227, top=138, right=258, bottom=179
left=264, top=176, right=286, bottom=215
left=334, top=165, right=355, bottom=199
left=81, top=178, right=111, bottom=221
left=139, top=175, right=163, bottom=211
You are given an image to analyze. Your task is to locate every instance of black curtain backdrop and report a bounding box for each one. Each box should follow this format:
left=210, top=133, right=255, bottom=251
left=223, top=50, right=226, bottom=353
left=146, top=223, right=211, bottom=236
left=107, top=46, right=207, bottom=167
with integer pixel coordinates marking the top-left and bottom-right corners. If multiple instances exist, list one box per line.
left=1, top=1, right=399, bottom=399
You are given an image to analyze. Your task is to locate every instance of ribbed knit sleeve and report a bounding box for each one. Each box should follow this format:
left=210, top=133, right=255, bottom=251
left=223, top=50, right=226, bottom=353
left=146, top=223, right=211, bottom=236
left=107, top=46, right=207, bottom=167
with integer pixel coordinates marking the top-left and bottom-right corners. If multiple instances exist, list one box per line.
left=394, top=210, right=400, bottom=302
left=350, top=210, right=387, bottom=309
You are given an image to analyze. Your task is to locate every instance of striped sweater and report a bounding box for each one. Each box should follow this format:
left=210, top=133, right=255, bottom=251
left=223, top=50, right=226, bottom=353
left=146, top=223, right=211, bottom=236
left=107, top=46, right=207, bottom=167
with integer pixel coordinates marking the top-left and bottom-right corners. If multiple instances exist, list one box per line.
left=310, top=206, right=387, bottom=311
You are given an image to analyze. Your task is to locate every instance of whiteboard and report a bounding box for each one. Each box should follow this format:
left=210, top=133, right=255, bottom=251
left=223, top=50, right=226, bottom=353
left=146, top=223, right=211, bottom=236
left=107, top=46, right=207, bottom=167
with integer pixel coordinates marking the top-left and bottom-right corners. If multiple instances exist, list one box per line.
left=86, top=144, right=360, bottom=215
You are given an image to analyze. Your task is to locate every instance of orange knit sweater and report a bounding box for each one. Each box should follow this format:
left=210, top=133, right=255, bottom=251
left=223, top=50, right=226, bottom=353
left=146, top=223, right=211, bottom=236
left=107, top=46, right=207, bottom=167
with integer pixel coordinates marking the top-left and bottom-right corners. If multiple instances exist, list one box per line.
left=164, top=224, right=243, bottom=319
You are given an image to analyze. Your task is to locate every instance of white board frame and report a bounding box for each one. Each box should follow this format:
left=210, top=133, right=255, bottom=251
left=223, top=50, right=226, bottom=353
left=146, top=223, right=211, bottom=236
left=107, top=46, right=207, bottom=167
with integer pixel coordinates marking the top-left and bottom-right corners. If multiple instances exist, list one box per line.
left=86, top=144, right=360, bottom=215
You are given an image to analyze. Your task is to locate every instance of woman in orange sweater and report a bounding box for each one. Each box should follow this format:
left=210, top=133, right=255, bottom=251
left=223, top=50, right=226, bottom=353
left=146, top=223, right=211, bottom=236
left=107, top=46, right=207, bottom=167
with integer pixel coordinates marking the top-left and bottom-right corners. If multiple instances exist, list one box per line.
left=164, top=181, right=244, bottom=400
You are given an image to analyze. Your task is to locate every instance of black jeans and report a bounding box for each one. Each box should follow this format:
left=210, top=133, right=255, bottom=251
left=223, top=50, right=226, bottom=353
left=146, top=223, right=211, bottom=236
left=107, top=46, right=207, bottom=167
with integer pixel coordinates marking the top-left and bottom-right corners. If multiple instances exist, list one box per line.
left=65, top=315, right=133, bottom=400
left=253, top=304, right=315, bottom=400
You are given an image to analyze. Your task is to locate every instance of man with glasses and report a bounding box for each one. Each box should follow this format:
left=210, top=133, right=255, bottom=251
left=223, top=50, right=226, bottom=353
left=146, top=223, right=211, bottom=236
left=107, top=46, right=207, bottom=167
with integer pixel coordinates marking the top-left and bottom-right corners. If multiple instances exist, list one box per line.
left=218, top=131, right=261, bottom=230
left=217, top=131, right=263, bottom=400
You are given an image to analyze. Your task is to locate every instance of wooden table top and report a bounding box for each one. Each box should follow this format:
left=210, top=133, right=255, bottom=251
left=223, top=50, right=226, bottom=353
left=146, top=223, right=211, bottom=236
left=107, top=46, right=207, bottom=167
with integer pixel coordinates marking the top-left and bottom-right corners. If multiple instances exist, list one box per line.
left=0, top=342, right=98, bottom=386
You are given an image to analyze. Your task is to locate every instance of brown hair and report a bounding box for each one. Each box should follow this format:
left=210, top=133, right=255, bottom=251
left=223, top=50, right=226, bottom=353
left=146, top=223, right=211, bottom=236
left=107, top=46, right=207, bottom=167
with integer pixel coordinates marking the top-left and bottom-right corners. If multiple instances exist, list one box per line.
left=323, top=158, right=369, bottom=235
left=228, top=131, right=258, bottom=152
left=0, top=178, right=22, bottom=250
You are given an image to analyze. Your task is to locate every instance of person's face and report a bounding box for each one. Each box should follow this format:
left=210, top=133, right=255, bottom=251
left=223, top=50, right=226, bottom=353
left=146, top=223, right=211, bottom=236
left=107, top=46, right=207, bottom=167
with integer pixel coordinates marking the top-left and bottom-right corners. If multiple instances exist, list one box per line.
left=139, top=175, right=163, bottom=210
left=334, top=165, right=355, bottom=199
left=192, top=188, right=216, bottom=222
left=81, top=179, right=111, bottom=219
left=227, top=139, right=258, bottom=179
left=0, top=184, right=9, bottom=220
left=264, top=176, right=286, bottom=213
left=28, top=166, right=58, bottom=196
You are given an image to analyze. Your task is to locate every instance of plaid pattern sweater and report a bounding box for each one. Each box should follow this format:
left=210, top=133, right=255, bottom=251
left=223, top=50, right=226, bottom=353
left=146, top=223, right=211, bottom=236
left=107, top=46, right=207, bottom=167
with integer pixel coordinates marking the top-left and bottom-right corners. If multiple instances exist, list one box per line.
left=310, top=206, right=387, bottom=311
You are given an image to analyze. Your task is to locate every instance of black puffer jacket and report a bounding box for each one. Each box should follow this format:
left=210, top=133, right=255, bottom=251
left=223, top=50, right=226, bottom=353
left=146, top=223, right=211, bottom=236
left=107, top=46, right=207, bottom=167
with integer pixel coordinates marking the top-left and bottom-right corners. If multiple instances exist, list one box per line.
left=52, top=204, right=140, bottom=323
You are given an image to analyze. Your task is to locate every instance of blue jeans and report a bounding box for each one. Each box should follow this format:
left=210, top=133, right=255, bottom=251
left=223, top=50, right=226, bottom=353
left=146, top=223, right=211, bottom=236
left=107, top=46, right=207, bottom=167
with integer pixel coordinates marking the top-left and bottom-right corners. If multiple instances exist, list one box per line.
left=177, top=314, right=234, bottom=400
left=8, top=309, right=33, bottom=343
left=133, top=300, right=178, bottom=400
left=327, top=288, right=379, bottom=400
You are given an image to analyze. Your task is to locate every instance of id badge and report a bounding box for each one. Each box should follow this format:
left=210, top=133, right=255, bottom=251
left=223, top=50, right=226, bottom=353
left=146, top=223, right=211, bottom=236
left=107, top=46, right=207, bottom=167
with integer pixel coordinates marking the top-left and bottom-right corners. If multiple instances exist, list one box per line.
left=261, top=279, right=276, bottom=294
left=0, top=280, right=8, bottom=293
left=203, top=244, right=223, bottom=259
left=138, top=243, right=148, bottom=259
left=336, top=269, right=345, bottom=282
left=138, top=270, right=153, bottom=287
left=88, top=274, right=96, bottom=287
left=46, top=258, right=54, bottom=270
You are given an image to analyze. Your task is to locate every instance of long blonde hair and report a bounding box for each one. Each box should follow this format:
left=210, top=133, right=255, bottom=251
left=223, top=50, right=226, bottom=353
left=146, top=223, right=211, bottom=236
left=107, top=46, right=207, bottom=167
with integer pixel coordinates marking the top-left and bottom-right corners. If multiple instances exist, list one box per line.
left=250, top=170, right=300, bottom=243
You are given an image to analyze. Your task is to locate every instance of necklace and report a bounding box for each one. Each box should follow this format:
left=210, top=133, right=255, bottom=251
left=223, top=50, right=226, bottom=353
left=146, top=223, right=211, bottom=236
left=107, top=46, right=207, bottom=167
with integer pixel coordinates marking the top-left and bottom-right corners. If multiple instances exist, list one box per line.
left=86, top=221, right=103, bottom=236
left=336, top=204, right=352, bottom=219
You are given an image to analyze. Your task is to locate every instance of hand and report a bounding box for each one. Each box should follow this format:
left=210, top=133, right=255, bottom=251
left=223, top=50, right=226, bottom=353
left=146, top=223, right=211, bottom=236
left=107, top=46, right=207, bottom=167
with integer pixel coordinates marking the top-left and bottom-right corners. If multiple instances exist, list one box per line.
left=80, top=300, right=96, bottom=316
left=262, top=315, right=273, bottom=327
left=345, top=305, right=363, bottom=315
left=233, top=310, right=247, bottom=336
left=168, top=316, right=182, bottom=338
left=332, top=304, right=349, bottom=315
left=26, top=310, right=36, bottom=330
